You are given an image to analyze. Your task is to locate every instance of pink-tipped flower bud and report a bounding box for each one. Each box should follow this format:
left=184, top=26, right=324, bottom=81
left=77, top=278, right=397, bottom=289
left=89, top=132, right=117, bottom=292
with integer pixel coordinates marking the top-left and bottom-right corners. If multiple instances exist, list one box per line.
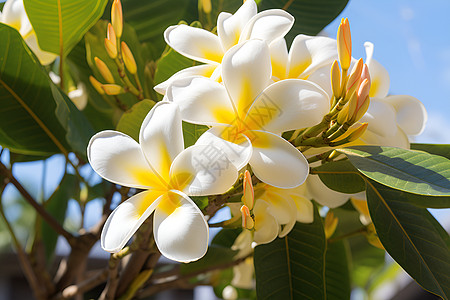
left=240, top=205, right=254, bottom=230
left=242, top=170, right=254, bottom=210
left=345, top=58, right=363, bottom=98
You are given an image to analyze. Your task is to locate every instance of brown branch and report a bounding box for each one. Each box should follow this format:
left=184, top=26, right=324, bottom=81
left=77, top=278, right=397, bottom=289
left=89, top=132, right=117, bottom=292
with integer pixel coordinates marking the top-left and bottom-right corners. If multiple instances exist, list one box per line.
left=0, top=184, right=47, bottom=300
left=0, top=161, right=75, bottom=245
left=138, top=253, right=253, bottom=298
left=52, top=269, right=109, bottom=300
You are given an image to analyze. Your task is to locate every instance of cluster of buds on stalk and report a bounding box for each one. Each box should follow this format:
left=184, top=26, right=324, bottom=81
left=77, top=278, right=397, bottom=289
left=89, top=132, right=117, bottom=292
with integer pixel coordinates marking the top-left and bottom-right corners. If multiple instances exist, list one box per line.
left=89, top=0, right=144, bottom=109
left=294, top=18, right=371, bottom=151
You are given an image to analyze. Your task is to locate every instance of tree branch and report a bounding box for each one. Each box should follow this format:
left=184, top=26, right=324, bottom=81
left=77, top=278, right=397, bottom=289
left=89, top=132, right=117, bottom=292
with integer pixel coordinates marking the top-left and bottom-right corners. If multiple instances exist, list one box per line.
left=0, top=161, right=76, bottom=245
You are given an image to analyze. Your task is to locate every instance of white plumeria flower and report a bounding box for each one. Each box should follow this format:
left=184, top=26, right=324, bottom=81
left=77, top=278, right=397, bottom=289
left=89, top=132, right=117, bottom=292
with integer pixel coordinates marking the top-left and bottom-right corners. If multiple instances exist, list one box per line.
left=252, top=183, right=314, bottom=244
left=269, top=35, right=337, bottom=81
left=166, top=39, right=329, bottom=188
left=155, top=0, right=294, bottom=94
left=0, top=0, right=57, bottom=65
left=88, top=102, right=238, bottom=262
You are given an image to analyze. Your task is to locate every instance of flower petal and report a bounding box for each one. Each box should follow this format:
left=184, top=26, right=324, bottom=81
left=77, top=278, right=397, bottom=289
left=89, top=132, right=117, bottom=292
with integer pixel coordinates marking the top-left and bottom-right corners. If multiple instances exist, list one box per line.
left=154, top=64, right=217, bottom=95
left=195, top=126, right=253, bottom=171
left=260, top=190, right=296, bottom=225
left=360, top=125, right=410, bottom=149
left=222, top=39, right=271, bottom=118
left=166, top=76, right=236, bottom=126
left=154, top=190, right=209, bottom=262
left=239, top=9, right=294, bottom=45
left=288, top=34, right=337, bottom=79
left=169, top=144, right=238, bottom=196
left=217, top=0, right=257, bottom=50
left=101, top=191, right=163, bottom=253
left=140, top=102, right=184, bottom=180
left=292, top=194, right=314, bottom=223
left=253, top=199, right=279, bottom=244
left=359, top=98, right=397, bottom=137
left=269, top=38, right=289, bottom=80
left=307, top=65, right=333, bottom=97
left=164, top=24, right=224, bottom=64
left=88, top=130, right=161, bottom=189
left=249, top=130, right=309, bottom=188
left=1, top=0, right=32, bottom=36
left=365, top=42, right=390, bottom=98
left=385, top=95, right=427, bottom=135
left=305, top=175, right=350, bottom=208
left=245, top=79, right=329, bottom=133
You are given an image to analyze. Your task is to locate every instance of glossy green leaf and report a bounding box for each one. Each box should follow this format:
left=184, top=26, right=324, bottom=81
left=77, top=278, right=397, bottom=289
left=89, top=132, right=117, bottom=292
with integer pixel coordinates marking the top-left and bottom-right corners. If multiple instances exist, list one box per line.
left=254, top=207, right=326, bottom=300
left=411, top=143, right=450, bottom=160
left=325, top=240, right=351, bottom=300
left=41, top=174, right=78, bottom=261
left=23, top=0, right=107, bottom=56
left=183, top=121, right=209, bottom=148
left=259, top=0, right=349, bottom=43
left=339, top=146, right=450, bottom=196
left=403, top=193, right=450, bottom=209
left=311, top=160, right=365, bottom=193
left=366, top=180, right=450, bottom=299
left=0, top=24, right=94, bottom=157
left=122, top=0, right=194, bottom=58
left=154, top=48, right=196, bottom=88
left=116, top=100, right=154, bottom=141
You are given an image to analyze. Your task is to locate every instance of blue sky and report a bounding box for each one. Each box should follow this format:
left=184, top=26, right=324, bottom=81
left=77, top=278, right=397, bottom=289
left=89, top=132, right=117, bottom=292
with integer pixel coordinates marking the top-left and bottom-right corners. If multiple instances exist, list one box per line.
left=325, top=0, right=450, bottom=144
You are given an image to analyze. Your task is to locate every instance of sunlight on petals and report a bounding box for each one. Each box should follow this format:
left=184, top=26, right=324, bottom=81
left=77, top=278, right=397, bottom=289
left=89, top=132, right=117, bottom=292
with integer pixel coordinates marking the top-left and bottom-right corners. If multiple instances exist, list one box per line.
left=305, top=175, right=350, bottom=208
left=101, top=191, right=163, bottom=252
left=164, top=24, right=224, bottom=64
left=292, top=194, right=314, bottom=223
left=195, top=126, right=253, bottom=171
left=222, top=40, right=272, bottom=117
left=88, top=131, right=160, bottom=189
left=170, top=144, right=238, bottom=196
left=139, top=102, right=184, bottom=179
left=166, top=76, right=235, bottom=126
left=154, top=191, right=209, bottom=262
left=154, top=64, right=217, bottom=95
left=249, top=131, right=309, bottom=188
left=239, top=9, right=294, bottom=45
left=360, top=99, right=397, bottom=137
left=364, top=42, right=390, bottom=98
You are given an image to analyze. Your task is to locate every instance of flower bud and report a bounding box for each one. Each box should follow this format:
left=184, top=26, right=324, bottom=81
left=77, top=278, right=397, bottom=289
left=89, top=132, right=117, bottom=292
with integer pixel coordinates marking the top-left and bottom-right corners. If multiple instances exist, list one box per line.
left=345, top=58, right=363, bottom=98
left=337, top=18, right=351, bottom=70
left=201, top=0, right=212, bottom=14
left=111, top=0, right=123, bottom=38
left=324, top=212, right=338, bottom=239
left=348, top=79, right=370, bottom=123
left=330, top=60, right=341, bottom=98
left=105, top=38, right=117, bottom=59
left=102, top=84, right=124, bottom=95
left=242, top=170, right=254, bottom=210
left=337, top=104, right=348, bottom=125
left=240, top=205, right=254, bottom=230
left=121, top=42, right=137, bottom=75
left=89, top=76, right=105, bottom=95
left=360, top=63, right=371, bottom=87
left=347, top=122, right=368, bottom=142
left=94, top=57, right=115, bottom=84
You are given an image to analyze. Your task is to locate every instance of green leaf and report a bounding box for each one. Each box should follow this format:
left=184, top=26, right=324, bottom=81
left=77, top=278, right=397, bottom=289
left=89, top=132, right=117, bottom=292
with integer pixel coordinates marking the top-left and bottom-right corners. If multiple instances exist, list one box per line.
left=325, top=240, right=351, bottom=300
left=411, top=143, right=450, bottom=160
left=254, top=207, right=326, bottom=300
left=0, top=24, right=94, bottom=157
left=41, top=174, right=79, bottom=261
left=23, top=0, right=108, bottom=56
left=311, top=160, right=365, bottom=193
left=154, top=48, right=196, bottom=87
left=122, top=0, right=194, bottom=58
left=116, top=100, right=154, bottom=141
left=403, top=193, right=450, bottom=209
left=183, top=121, right=209, bottom=148
left=339, top=146, right=450, bottom=196
left=212, top=228, right=243, bottom=248
left=366, top=180, right=450, bottom=299
left=259, top=0, right=349, bottom=43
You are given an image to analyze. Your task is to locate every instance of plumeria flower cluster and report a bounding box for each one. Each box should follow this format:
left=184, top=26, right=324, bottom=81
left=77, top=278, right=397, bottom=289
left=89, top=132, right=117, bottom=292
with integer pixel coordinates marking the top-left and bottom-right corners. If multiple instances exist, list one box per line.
left=88, top=0, right=428, bottom=263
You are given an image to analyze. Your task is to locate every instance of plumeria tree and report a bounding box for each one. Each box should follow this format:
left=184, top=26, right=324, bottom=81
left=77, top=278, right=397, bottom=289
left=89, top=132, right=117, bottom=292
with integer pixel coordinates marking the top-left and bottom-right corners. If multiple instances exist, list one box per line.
left=0, top=0, right=449, bottom=299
